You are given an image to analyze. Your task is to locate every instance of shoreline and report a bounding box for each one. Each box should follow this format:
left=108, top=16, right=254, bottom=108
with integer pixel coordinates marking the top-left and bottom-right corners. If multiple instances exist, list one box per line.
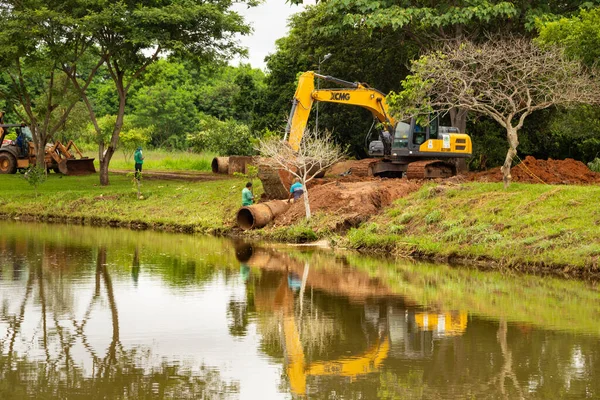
left=1, top=173, right=598, bottom=280
left=2, top=207, right=599, bottom=281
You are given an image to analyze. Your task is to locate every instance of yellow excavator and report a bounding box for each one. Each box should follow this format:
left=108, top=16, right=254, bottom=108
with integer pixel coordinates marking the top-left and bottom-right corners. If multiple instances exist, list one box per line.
left=272, top=274, right=390, bottom=396
left=285, top=71, right=472, bottom=178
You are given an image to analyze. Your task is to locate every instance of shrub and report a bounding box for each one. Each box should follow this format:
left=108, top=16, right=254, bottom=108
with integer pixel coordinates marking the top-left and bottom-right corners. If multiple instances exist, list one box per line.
left=425, top=210, right=442, bottom=224
left=188, top=116, right=255, bottom=156
left=588, top=157, right=600, bottom=172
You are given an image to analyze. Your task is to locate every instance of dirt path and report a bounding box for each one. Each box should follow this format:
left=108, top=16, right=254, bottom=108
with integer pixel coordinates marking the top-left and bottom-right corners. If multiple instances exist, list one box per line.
left=110, top=169, right=227, bottom=182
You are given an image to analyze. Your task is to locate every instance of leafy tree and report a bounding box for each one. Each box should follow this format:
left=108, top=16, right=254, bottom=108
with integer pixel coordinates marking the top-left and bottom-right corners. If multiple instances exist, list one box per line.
left=120, top=126, right=152, bottom=164
left=537, top=7, right=600, bottom=67
left=189, top=116, right=255, bottom=156
left=389, top=38, right=600, bottom=187
left=130, top=60, right=201, bottom=149
left=0, top=1, right=101, bottom=167
left=60, top=0, right=254, bottom=186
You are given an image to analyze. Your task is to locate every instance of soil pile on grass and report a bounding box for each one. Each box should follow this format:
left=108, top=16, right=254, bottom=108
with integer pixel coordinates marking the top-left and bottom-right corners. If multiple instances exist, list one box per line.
left=276, top=179, right=420, bottom=228
left=470, top=156, right=600, bottom=184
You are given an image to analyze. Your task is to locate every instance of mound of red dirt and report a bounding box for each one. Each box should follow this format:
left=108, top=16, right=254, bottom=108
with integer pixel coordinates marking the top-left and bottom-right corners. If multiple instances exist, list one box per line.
left=275, top=179, right=421, bottom=228
left=470, top=156, right=600, bottom=184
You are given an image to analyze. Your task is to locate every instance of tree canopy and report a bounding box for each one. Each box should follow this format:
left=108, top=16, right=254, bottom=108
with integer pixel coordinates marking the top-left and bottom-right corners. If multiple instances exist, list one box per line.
left=388, top=38, right=600, bottom=186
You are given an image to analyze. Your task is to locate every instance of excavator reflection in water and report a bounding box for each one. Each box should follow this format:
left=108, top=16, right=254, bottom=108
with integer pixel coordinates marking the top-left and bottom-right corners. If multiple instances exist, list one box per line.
left=235, top=243, right=468, bottom=396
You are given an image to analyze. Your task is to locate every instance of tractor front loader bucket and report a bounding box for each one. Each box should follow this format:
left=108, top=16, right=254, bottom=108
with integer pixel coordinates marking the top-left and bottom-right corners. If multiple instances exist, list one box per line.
left=50, top=140, right=96, bottom=175
left=58, top=158, right=96, bottom=175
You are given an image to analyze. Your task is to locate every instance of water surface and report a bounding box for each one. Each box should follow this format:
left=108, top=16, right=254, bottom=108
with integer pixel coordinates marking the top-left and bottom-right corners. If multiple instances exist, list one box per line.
left=0, top=221, right=598, bottom=399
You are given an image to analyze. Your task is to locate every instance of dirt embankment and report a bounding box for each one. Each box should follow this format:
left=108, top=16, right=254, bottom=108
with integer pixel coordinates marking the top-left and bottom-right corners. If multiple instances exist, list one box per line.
left=470, top=156, right=600, bottom=184
left=275, top=178, right=421, bottom=227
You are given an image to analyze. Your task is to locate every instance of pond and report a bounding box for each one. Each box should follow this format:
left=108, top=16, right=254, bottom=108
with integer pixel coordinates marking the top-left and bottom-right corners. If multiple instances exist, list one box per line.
left=0, top=221, right=598, bottom=399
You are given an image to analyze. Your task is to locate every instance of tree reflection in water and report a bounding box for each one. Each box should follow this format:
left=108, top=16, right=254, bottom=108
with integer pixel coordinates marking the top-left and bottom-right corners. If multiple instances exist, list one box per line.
left=0, top=224, right=599, bottom=399
left=0, top=246, right=238, bottom=399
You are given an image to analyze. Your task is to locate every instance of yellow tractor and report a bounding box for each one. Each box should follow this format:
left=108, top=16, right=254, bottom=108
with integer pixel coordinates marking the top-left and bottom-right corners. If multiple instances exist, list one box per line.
left=0, top=113, right=95, bottom=175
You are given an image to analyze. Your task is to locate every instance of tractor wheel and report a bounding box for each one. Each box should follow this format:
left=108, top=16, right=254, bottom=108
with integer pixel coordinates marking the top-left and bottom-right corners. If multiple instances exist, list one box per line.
left=0, top=153, right=17, bottom=174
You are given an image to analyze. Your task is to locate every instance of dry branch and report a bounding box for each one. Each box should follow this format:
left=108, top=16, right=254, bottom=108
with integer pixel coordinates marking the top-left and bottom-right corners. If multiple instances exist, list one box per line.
left=396, top=37, right=600, bottom=187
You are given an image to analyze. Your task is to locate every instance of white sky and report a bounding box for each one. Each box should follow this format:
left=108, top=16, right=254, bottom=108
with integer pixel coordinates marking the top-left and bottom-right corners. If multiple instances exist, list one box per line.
left=231, top=0, right=317, bottom=71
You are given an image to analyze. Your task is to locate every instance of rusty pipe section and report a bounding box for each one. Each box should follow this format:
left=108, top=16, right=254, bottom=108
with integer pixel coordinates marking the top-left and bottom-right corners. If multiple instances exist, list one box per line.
left=236, top=200, right=291, bottom=230
left=211, top=156, right=254, bottom=174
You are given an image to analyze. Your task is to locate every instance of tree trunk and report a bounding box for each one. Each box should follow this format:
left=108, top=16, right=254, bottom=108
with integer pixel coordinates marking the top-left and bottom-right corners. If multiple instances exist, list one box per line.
left=35, top=136, right=46, bottom=169
left=501, top=127, right=519, bottom=188
left=449, top=108, right=468, bottom=133
left=303, top=187, right=311, bottom=220
left=98, top=78, right=127, bottom=186
left=99, top=146, right=115, bottom=186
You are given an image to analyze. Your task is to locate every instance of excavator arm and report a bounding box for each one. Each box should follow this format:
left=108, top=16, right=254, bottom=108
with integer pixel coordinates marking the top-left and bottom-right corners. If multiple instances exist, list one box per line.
left=285, top=71, right=396, bottom=151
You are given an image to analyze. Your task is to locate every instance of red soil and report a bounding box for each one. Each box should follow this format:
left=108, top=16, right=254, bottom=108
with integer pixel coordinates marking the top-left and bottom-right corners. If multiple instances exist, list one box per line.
left=470, top=156, right=600, bottom=185
left=275, top=178, right=421, bottom=227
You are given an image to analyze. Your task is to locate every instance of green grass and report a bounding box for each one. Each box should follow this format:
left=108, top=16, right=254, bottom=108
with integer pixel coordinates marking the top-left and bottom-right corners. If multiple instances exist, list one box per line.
left=346, top=182, right=600, bottom=270
left=85, top=149, right=217, bottom=172
left=0, top=173, right=260, bottom=234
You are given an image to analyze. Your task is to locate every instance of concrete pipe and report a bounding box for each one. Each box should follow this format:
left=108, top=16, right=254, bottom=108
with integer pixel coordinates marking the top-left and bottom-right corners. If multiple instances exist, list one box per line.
left=212, top=157, right=229, bottom=174
left=236, top=200, right=291, bottom=230
left=228, top=156, right=254, bottom=174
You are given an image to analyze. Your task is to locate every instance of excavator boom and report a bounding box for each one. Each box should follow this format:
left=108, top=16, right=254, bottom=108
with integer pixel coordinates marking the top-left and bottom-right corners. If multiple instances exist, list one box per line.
left=285, top=71, right=395, bottom=151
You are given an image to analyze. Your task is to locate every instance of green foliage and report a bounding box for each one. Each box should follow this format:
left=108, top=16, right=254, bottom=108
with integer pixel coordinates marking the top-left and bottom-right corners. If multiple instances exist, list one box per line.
left=87, top=115, right=132, bottom=146
left=467, top=119, right=508, bottom=170
left=120, top=126, right=152, bottom=163
left=424, top=210, right=442, bottom=225
left=195, top=64, right=266, bottom=123
left=129, top=60, right=201, bottom=150
left=233, top=164, right=259, bottom=185
left=104, top=149, right=215, bottom=172
left=588, top=158, right=600, bottom=172
left=21, top=166, right=46, bottom=197
left=537, top=7, right=600, bottom=67
left=188, top=117, right=255, bottom=156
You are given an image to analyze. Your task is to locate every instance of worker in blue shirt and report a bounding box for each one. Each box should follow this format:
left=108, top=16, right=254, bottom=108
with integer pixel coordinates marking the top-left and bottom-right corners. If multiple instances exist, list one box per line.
left=288, top=178, right=304, bottom=203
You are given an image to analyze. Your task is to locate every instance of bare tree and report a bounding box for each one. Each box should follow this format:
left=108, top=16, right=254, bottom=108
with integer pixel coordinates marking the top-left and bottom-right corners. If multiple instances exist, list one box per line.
left=389, top=37, right=600, bottom=187
left=257, top=130, right=344, bottom=220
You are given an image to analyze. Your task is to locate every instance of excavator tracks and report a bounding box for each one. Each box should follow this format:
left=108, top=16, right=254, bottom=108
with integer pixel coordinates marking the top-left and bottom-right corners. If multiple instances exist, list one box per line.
left=406, top=160, right=456, bottom=180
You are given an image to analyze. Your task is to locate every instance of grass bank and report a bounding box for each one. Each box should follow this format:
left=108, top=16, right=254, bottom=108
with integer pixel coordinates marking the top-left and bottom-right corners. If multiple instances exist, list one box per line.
left=344, top=182, right=600, bottom=275
left=0, top=173, right=259, bottom=234
left=84, top=149, right=217, bottom=172
left=3, top=172, right=600, bottom=276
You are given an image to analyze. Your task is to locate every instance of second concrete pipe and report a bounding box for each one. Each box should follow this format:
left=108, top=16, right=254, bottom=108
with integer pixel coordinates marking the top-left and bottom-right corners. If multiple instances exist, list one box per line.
left=237, top=200, right=291, bottom=230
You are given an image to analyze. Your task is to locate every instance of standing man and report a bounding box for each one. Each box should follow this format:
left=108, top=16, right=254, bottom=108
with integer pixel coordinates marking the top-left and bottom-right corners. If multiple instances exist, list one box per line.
left=134, top=146, right=144, bottom=179
left=242, top=182, right=254, bottom=206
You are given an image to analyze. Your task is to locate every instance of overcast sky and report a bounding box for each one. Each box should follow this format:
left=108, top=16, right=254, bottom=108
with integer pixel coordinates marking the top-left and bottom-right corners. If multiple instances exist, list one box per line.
left=230, top=0, right=317, bottom=70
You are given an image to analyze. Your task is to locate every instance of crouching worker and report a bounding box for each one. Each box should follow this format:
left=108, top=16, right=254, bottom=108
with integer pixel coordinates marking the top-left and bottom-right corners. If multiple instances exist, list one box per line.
left=242, top=182, right=254, bottom=206
left=288, top=178, right=304, bottom=203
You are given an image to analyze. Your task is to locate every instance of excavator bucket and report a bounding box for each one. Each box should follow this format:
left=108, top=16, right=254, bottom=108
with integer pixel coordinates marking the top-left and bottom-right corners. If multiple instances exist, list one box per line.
left=58, top=158, right=96, bottom=175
